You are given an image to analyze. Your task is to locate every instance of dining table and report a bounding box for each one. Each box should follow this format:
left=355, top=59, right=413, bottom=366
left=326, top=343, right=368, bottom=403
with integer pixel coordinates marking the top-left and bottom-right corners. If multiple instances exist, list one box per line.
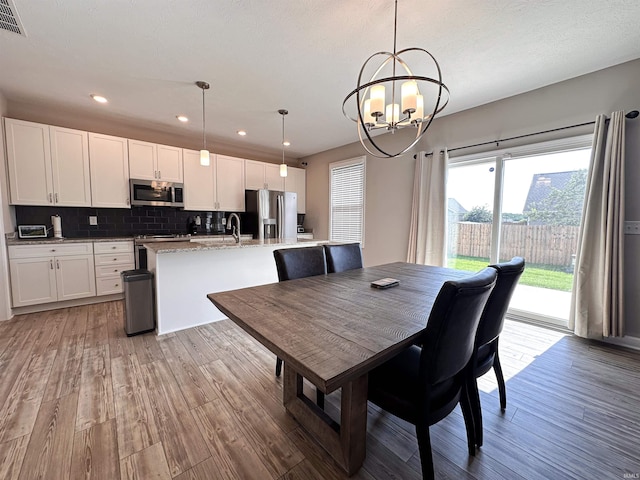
left=207, top=261, right=470, bottom=475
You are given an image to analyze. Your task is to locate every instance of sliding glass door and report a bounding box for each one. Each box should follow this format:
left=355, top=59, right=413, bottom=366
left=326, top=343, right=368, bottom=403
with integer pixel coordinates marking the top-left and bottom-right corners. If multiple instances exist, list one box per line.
left=447, top=136, right=592, bottom=326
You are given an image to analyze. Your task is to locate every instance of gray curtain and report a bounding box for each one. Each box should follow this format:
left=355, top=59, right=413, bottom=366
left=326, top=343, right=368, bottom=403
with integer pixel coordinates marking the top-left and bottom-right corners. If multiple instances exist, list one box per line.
left=407, top=150, right=447, bottom=266
left=569, top=112, right=626, bottom=338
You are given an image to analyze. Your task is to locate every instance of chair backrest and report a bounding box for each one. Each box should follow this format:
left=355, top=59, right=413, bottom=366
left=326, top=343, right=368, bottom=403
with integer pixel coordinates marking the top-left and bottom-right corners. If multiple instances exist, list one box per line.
left=324, top=243, right=363, bottom=273
left=273, top=246, right=327, bottom=281
left=476, top=257, right=525, bottom=347
left=420, top=267, right=497, bottom=385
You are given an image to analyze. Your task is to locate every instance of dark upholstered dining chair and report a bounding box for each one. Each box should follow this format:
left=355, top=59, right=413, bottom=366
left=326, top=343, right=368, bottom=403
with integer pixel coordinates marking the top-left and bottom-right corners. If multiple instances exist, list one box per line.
left=323, top=243, right=363, bottom=273
left=470, top=256, right=525, bottom=447
left=273, top=246, right=327, bottom=407
left=368, top=267, right=497, bottom=480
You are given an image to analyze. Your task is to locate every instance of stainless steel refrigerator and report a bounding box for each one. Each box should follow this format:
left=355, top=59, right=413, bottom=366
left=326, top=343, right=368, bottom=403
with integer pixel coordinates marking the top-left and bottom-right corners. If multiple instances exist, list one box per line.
left=244, top=190, right=298, bottom=240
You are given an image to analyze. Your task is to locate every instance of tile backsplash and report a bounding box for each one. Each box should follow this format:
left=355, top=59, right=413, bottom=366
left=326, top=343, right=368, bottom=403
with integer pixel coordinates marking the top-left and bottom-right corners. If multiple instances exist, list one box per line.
left=14, top=205, right=228, bottom=238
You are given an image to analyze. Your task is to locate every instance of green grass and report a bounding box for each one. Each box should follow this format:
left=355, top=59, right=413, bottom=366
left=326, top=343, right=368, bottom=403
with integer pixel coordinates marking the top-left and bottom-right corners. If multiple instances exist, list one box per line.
left=447, top=255, right=574, bottom=292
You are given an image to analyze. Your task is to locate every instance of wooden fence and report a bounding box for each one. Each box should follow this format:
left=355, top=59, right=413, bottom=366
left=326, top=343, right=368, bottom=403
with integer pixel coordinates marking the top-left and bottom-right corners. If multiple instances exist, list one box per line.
left=448, top=222, right=580, bottom=267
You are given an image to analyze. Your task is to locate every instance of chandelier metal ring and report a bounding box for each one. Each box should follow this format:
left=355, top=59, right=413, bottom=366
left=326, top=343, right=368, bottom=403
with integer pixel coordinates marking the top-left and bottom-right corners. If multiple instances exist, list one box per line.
left=343, top=48, right=449, bottom=158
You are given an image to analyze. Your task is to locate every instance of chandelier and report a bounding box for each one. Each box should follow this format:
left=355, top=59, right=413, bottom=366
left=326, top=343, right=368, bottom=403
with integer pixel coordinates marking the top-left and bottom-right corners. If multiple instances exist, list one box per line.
left=342, top=0, right=449, bottom=158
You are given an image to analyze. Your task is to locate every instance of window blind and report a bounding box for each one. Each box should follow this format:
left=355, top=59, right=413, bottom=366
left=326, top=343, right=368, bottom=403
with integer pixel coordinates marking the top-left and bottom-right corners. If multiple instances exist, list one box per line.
left=329, top=158, right=365, bottom=243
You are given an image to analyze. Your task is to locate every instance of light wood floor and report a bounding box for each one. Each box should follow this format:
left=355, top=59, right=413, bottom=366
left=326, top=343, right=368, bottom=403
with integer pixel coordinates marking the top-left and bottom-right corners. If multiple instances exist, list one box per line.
left=0, top=301, right=639, bottom=479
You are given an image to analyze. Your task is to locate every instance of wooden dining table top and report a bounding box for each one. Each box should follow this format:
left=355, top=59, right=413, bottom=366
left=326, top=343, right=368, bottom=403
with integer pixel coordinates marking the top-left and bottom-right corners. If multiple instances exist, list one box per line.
left=207, top=262, right=470, bottom=394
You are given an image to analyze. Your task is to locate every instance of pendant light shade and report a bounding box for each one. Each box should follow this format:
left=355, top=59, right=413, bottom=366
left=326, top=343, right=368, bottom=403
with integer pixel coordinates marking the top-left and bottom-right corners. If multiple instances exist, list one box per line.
left=196, top=81, right=210, bottom=166
left=279, top=109, right=288, bottom=178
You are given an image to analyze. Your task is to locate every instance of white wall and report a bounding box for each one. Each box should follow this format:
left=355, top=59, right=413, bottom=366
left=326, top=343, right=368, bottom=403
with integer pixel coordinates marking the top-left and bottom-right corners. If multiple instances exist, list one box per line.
left=303, top=58, right=640, bottom=337
left=0, top=92, right=13, bottom=320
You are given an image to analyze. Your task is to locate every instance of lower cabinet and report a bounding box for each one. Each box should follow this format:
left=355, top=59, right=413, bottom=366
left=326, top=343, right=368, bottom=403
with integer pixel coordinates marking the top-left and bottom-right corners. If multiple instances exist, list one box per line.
left=9, top=243, right=96, bottom=307
left=94, top=241, right=135, bottom=295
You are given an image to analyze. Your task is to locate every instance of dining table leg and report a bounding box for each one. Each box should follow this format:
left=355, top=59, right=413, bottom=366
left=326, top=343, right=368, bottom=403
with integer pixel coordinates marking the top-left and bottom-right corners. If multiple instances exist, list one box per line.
left=283, top=363, right=368, bottom=476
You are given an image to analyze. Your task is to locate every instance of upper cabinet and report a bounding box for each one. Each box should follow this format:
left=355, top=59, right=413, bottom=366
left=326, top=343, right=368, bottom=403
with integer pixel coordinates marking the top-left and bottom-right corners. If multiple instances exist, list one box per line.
left=5, top=119, right=91, bottom=207
left=128, top=139, right=183, bottom=182
left=183, top=151, right=245, bottom=212
left=89, top=133, right=130, bottom=208
left=245, top=160, right=284, bottom=191
left=215, top=155, right=245, bottom=211
left=183, top=149, right=215, bottom=211
left=284, top=167, right=306, bottom=213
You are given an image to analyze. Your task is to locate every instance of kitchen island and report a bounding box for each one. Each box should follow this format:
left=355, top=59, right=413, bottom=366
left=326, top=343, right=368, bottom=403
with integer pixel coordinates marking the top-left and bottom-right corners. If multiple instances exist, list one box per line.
left=146, top=238, right=330, bottom=334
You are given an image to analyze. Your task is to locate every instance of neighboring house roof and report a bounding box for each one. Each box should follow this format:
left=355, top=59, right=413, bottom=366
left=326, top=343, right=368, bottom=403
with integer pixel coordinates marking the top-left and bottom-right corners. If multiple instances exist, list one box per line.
left=523, top=171, right=577, bottom=213
left=448, top=198, right=467, bottom=215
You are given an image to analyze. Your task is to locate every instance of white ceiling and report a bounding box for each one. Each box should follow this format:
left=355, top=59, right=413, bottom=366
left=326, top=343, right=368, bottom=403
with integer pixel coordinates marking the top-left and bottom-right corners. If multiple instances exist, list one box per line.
left=1, top=0, right=640, bottom=158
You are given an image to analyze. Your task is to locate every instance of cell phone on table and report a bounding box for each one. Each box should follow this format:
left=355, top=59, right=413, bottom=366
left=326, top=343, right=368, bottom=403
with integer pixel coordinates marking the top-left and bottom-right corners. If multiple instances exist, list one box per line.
left=371, top=278, right=399, bottom=289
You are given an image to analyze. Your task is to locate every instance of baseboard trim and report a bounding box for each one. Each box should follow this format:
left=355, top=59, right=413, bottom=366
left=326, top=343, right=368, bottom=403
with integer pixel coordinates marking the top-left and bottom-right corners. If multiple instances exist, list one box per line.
left=600, top=335, right=640, bottom=351
left=11, top=293, right=124, bottom=316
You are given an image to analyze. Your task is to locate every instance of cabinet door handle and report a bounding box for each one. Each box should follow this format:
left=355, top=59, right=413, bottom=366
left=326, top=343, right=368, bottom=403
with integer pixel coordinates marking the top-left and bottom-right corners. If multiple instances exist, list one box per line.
left=154, top=170, right=158, bottom=179
left=126, top=198, right=130, bottom=206
left=158, top=170, right=161, bottom=178
left=54, top=193, right=59, bottom=203
left=56, top=260, right=60, bottom=269
left=49, top=193, right=53, bottom=203
left=50, top=260, right=54, bottom=270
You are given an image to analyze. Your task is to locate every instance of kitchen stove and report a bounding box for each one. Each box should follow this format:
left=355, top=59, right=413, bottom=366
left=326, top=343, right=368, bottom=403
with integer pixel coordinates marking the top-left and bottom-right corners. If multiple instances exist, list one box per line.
left=134, top=233, right=191, bottom=244
left=134, top=234, right=191, bottom=269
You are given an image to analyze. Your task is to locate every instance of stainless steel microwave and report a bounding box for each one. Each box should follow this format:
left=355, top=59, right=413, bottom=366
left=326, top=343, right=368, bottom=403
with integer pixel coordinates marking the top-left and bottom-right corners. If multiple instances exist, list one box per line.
left=130, top=179, right=184, bottom=207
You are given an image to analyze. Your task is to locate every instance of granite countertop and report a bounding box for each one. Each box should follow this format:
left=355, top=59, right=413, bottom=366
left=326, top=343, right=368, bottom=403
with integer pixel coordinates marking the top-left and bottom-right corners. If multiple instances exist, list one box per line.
left=146, top=238, right=328, bottom=254
left=6, top=236, right=135, bottom=246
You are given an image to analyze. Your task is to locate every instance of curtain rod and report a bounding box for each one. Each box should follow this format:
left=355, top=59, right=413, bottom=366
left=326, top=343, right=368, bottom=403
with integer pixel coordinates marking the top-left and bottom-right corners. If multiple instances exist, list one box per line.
left=438, top=109, right=639, bottom=155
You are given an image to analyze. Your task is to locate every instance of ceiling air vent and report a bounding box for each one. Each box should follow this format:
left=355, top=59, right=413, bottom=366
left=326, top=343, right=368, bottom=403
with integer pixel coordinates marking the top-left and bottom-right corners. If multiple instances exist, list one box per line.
left=0, top=0, right=26, bottom=36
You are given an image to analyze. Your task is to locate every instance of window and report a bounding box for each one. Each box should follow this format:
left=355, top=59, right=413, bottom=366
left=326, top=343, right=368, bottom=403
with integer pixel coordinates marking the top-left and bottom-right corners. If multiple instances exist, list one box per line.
left=329, top=156, right=366, bottom=244
left=446, top=134, right=593, bottom=327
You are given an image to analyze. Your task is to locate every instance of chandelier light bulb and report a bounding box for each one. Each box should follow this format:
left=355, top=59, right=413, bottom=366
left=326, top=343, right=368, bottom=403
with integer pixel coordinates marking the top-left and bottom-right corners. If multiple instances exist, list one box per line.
left=369, top=85, right=386, bottom=117
left=363, top=99, right=376, bottom=126
left=385, top=103, right=400, bottom=124
left=401, top=81, right=418, bottom=114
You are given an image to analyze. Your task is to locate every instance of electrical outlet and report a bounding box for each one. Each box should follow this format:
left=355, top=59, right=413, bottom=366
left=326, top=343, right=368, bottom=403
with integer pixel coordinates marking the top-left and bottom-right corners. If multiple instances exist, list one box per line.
left=624, top=221, right=640, bottom=234
left=89, top=216, right=98, bottom=226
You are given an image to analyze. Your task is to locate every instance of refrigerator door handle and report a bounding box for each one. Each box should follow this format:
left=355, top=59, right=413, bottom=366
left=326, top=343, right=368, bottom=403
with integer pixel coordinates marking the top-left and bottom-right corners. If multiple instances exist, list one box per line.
left=277, top=194, right=283, bottom=239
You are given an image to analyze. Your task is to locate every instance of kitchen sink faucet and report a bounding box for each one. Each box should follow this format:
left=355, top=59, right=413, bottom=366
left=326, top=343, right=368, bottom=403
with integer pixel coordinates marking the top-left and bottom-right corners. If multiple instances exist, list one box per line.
left=228, top=213, right=241, bottom=243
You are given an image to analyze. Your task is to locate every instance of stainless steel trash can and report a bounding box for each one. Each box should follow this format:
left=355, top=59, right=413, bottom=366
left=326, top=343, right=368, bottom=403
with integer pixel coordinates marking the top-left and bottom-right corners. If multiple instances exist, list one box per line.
left=121, top=269, right=155, bottom=336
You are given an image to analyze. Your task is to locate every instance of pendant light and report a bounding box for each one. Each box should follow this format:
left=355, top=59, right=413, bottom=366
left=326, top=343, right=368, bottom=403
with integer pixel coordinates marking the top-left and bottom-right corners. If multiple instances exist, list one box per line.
left=278, top=109, right=288, bottom=177
left=196, top=81, right=210, bottom=166
left=342, top=0, right=449, bottom=158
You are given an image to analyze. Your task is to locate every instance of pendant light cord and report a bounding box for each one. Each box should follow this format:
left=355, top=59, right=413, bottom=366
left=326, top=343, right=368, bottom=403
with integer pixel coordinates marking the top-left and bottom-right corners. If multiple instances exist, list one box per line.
left=282, top=113, right=285, bottom=164
left=202, top=86, right=206, bottom=151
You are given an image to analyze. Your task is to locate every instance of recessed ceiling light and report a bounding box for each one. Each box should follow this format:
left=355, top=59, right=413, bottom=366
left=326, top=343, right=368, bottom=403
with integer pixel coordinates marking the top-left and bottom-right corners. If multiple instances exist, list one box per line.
left=237, top=130, right=247, bottom=136
left=283, top=141, right=291, bottom=146
left=90, top=94, right=108, bottom=104
left=176, top=115, right=189, bottom=122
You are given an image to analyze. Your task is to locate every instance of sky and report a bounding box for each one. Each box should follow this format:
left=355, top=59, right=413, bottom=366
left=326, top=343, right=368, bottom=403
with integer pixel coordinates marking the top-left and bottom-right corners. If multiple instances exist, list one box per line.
left=447, top=148, right=591, bottom=214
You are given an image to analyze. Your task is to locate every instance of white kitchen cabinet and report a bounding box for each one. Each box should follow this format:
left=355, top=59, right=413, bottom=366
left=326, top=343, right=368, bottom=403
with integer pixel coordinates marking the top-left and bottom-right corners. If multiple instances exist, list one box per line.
left=183, top=150, right=245, bottom=211
left=8, top=243, right=96, bottom=307
left=89, top=133, right=130, bottom=208
left=216, top=155, right=245, bottom=211
left=284, top=166, right=306, bottom=213
left=4, top=119, right=91, bottom=206
left=183, top=149, right=215, bottom=210
left=128, top=140, right=183, bottom=182
left=94, top=241, right=134, bottom=296
left=245, top=160, right=284, bottom=191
